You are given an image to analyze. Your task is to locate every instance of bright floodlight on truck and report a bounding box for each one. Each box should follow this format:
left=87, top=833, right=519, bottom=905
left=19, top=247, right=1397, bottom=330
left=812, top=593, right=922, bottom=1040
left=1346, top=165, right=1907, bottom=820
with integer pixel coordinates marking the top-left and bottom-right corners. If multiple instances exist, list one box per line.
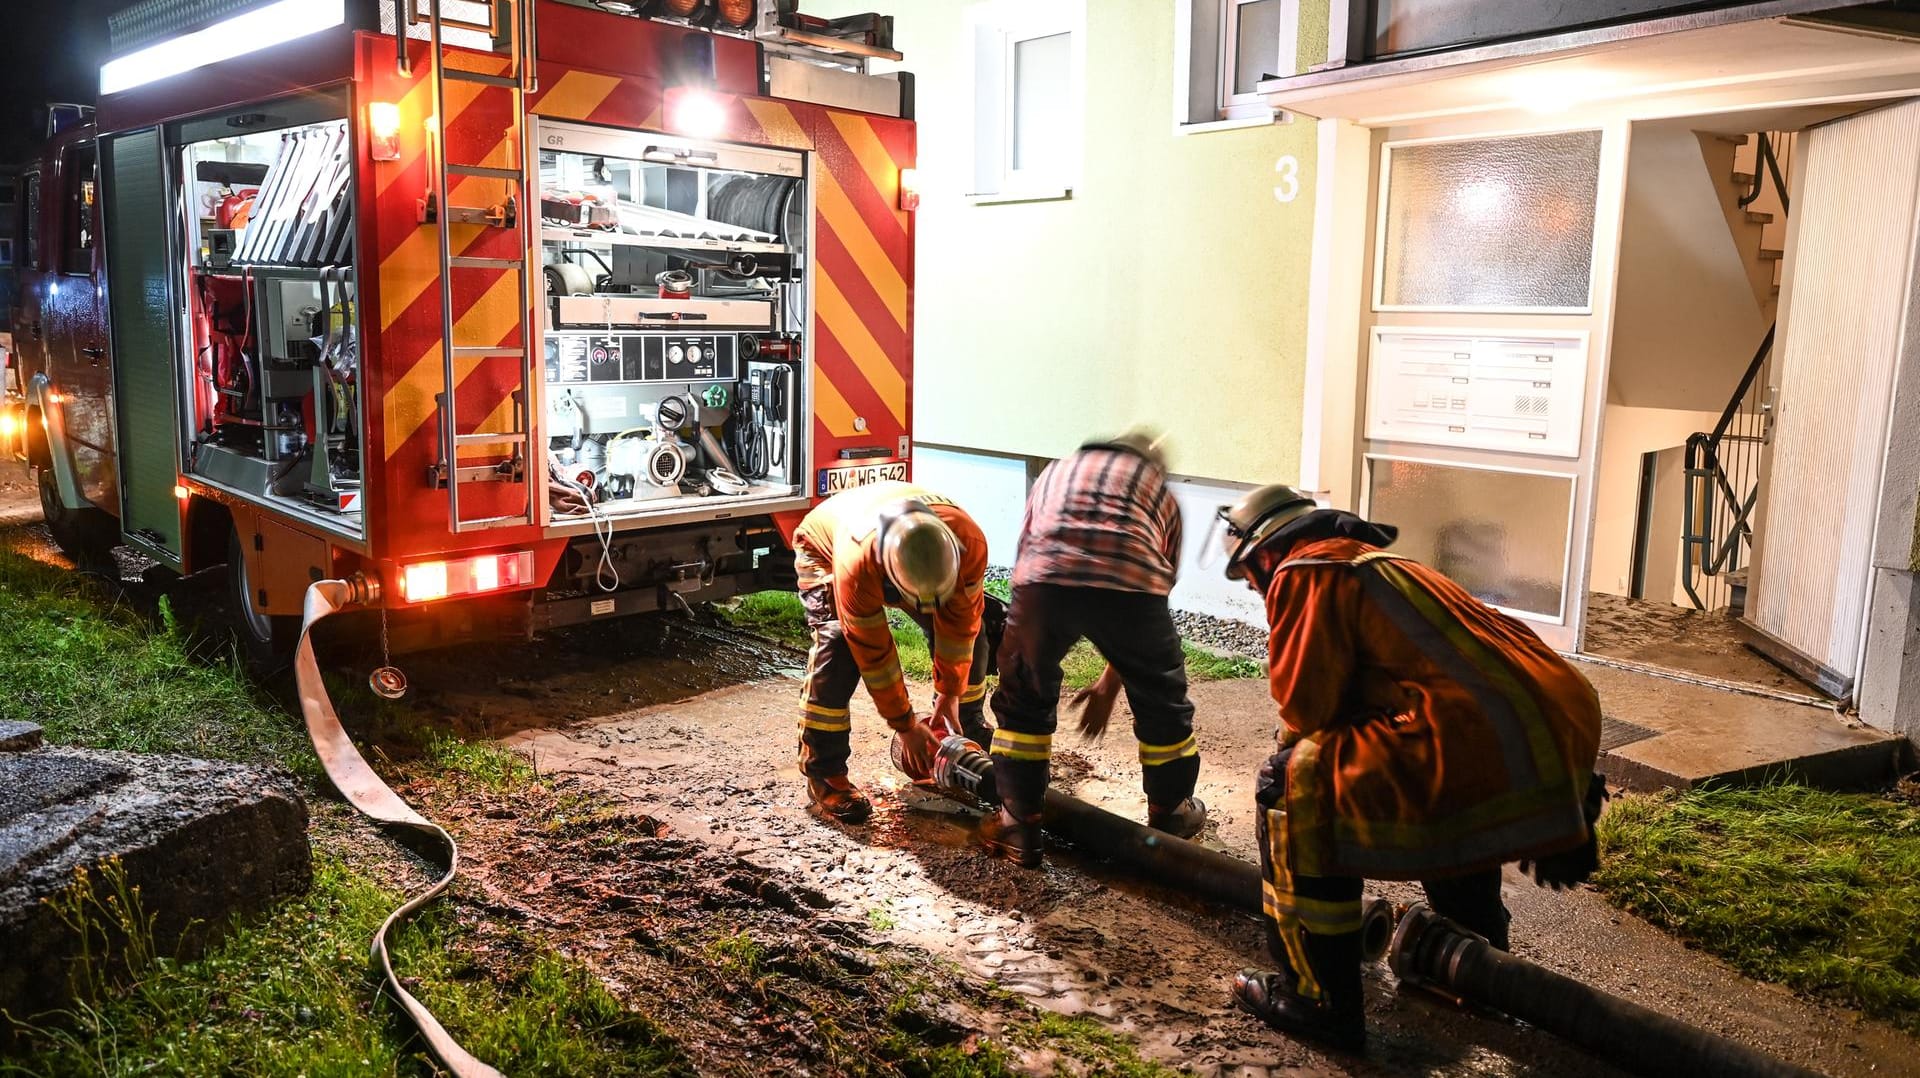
left=99, top=0, right=347, bottom=96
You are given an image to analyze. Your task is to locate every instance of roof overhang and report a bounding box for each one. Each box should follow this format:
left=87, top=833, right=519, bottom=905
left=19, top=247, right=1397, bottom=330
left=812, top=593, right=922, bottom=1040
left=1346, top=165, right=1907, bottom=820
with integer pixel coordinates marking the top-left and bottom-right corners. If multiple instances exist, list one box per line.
left=1261, top=2, right=1920, bottom=127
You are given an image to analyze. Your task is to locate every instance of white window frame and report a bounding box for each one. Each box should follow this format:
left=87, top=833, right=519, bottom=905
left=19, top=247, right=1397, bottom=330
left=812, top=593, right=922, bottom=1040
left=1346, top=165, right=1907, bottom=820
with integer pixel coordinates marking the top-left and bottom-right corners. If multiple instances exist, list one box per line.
left=1221, top=0, right=1291, bottom=117
left=969, top=2, right=1084, bottom=203
left=1174, top=0, right=1290, bottom=133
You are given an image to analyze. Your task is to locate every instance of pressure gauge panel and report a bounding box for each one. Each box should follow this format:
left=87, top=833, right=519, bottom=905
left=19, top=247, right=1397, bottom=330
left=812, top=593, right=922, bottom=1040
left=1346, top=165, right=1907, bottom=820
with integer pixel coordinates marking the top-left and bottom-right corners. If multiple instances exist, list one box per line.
left=543, top=333, right=739, bottom=385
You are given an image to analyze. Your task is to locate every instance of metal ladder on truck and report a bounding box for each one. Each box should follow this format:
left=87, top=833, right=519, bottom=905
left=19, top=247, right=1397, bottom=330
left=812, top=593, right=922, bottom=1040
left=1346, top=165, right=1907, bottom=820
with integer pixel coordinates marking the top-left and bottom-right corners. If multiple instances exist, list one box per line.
left=406, top=0, right=541, bottom=532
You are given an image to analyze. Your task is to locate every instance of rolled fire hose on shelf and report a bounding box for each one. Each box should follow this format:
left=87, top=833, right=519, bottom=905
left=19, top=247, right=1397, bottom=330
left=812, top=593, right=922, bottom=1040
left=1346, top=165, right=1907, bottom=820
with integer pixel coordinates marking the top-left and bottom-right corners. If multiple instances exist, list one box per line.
left=295, top=580, right=505, bottom=1078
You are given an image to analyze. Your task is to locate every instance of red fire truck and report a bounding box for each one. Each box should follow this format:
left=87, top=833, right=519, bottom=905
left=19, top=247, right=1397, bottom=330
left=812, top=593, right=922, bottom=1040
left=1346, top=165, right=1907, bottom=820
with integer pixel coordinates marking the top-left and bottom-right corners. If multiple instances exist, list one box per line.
left=4, top=0, right=918, bottom=667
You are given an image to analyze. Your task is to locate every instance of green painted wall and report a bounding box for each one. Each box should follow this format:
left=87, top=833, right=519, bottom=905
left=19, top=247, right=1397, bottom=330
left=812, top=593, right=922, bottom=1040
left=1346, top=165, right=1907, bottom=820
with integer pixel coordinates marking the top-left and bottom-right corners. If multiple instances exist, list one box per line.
left=813, top=0, right=1320, bottom=484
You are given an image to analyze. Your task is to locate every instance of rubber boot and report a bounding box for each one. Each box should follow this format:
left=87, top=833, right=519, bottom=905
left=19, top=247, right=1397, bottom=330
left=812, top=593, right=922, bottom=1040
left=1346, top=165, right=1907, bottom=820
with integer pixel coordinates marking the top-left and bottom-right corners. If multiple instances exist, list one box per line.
left=806, top=775, right=873, bottom=824
left=1148, top=796, right=1209, bottom=839
left=978, top=807, right=1043, bottom=868
left=1233, top=928, right=1366, bottom=1052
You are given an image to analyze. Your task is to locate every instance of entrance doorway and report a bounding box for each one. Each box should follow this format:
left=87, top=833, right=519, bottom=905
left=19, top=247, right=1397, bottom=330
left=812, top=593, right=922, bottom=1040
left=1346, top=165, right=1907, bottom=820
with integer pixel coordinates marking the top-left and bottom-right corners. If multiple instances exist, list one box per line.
left=1581, top=99, right=1920, bottom=700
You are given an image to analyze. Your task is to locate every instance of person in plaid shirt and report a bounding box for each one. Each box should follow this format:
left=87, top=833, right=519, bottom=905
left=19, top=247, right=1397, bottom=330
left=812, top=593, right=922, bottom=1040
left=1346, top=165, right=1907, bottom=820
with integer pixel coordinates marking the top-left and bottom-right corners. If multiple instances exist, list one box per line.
left=978, top=430, right=1207, bottom=866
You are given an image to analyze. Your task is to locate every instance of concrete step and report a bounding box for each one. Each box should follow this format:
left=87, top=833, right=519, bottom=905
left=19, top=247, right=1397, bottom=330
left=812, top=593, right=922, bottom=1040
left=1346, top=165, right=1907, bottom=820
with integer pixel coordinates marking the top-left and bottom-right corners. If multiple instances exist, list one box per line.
left=1574, top=660, right=1904, bottom=793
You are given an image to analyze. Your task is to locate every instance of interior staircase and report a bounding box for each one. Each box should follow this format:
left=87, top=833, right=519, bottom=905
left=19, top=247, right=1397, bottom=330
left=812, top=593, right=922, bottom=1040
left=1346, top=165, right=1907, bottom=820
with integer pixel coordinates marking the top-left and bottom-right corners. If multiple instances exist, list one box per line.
left=1679, top=130, right=1794, bottom=614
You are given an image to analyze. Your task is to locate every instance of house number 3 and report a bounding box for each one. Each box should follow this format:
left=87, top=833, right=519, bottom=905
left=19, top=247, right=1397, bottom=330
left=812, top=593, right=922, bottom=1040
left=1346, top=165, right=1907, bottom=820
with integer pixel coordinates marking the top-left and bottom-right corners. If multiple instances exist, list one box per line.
left=1274, top=155, right=1300, bottom=203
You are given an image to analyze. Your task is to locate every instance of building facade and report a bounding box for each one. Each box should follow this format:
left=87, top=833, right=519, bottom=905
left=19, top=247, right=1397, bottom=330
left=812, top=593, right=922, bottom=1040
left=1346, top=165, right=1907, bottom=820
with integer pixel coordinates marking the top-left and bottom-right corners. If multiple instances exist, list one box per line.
left=821, top=0, right=1920, bottom=749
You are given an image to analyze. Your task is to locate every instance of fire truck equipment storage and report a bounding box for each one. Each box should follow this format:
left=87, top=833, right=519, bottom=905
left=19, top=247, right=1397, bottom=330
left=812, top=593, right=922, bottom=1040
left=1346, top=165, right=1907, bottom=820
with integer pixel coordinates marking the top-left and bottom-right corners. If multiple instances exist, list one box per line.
left=7, top=0, right=919, bottom=659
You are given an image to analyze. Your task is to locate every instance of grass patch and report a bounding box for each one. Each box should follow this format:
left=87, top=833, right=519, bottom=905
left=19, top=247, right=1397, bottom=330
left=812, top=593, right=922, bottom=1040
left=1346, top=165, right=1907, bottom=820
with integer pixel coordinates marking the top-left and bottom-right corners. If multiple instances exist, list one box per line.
left=720, top=590, right=812, bottom=651
left=5, top=857, right=689, bottom=1077
left=424, top=735, right=537, bottom=793
left=0, top=550, right=307, bottom=772
left=1596, top=783, right=1920, bottom=1033
left=1013, top=1013, right=1180, bottom=1078
left=720, top=589, right=1261, bottom=694
left=1181, top=643, right=1263, bottom=682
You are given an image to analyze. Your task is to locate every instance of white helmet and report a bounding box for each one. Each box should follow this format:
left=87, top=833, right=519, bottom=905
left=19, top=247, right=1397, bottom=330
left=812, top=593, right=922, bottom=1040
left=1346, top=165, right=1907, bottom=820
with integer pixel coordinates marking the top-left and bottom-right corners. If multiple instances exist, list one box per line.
left=1214, top=484, right=1317, bottom=580
left=877, top=500, right=961, bottom=613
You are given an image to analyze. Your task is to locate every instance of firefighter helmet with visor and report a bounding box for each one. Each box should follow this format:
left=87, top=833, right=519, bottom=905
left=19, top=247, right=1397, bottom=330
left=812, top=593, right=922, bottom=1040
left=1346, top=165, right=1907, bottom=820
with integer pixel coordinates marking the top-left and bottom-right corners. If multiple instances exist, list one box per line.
left=1209, top=484, right=1319, bottom=580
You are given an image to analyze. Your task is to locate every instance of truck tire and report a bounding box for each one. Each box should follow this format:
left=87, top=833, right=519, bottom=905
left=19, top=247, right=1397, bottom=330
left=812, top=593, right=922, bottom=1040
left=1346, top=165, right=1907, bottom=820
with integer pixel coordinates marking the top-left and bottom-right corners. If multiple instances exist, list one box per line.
left=227, top=527, right=299, bottom=672
left=37, top=466, right=117, bottom=567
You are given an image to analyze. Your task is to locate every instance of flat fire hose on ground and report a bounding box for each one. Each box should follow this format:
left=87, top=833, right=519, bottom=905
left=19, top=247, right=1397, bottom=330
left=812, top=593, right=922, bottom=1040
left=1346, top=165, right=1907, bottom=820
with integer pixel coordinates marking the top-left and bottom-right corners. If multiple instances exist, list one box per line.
left=295, top=580, right=505, bottom=1078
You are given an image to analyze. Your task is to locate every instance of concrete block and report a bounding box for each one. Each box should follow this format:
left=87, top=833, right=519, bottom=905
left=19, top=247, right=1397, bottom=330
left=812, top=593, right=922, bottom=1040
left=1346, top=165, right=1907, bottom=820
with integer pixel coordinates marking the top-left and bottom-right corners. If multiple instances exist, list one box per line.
left=0, top=722, right=42, bottom=753
left=0, top=747, right=310, bottom=1027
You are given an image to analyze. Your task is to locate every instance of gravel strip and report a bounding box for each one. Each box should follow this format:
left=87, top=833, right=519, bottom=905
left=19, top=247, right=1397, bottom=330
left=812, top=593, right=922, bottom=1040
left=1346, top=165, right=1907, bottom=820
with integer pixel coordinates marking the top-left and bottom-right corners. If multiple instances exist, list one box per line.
left=1172, top=610, right=1267, bottom=660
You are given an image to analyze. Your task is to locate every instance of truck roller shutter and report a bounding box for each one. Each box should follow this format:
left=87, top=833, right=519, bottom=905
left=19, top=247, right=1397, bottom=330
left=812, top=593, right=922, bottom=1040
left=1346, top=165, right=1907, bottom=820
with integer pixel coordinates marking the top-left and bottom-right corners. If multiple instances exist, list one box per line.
left=104, top=128, right=185, bottom=564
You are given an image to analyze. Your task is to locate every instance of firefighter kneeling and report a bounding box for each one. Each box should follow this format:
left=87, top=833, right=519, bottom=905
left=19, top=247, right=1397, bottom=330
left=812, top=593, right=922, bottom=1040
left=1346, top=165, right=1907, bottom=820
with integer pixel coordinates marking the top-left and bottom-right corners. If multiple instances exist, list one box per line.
left=1214, top=485, right=1605, bottom=1052
left=791, top=480, right=994, bottom=823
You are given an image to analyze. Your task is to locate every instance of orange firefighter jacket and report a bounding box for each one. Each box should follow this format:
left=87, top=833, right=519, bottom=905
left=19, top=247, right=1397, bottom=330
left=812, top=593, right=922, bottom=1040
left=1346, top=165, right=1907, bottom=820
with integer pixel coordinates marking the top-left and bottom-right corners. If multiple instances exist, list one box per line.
left=793, top=481, right=989, bottom=724
left=1263, top=538, right=1601, bottom=880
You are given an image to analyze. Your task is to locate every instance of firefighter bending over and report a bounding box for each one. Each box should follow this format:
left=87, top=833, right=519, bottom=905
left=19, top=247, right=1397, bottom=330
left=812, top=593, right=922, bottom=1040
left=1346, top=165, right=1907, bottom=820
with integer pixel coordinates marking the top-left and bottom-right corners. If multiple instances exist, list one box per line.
left=792, top=480, right=993, bottom=824
left=1215, top=485, right=1604, bottom=1051
left=979, top=431, right=1208, bottom=866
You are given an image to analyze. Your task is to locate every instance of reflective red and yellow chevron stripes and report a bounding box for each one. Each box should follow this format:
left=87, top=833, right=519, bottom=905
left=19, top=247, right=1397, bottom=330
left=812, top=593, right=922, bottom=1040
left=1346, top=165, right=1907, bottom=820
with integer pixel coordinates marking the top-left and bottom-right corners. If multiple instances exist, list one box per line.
left=357, top=35, right=538, bottom=555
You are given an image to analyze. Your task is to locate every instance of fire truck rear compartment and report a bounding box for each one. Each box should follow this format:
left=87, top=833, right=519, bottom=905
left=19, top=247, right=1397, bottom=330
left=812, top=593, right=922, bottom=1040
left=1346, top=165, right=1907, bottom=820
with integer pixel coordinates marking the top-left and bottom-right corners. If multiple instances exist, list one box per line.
left=179, top=105, right=365, bottom=539
left=537, top=123, right=810, bottom=534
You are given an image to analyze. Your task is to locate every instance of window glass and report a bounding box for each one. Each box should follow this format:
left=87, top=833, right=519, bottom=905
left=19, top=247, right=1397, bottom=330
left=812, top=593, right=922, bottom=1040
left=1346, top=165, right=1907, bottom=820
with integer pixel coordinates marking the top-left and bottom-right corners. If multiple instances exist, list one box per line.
left=1011, top=32, right=1070, bottom=175
left=0, top=177, right=15, bottom=206
left=1368, top=457, right=1573, bottom=620
left=1232, top=0, right=1286, bottom=97
left=22, top=173, right=40, bottom=271
left=1379, top=130, right=1602, bottom=309
left=62, top=144, right=97, bottom=275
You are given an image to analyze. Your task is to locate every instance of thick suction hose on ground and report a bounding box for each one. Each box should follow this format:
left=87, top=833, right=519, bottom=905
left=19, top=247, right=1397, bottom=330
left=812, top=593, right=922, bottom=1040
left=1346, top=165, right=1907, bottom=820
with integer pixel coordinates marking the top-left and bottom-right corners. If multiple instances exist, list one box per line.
left=929, top=737, right=1395, bottom=960
left=1389, top=904, right=1823, bottom=1078
left=296, top=580, right=504, bottom=1078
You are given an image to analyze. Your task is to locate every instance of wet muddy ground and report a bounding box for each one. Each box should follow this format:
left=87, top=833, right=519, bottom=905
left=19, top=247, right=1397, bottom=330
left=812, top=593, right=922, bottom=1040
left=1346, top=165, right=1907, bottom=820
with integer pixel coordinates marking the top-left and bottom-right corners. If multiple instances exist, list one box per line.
left=4, top=466, right=1914, bottom=1076
left=400, top=624, right=1913, bottom=1078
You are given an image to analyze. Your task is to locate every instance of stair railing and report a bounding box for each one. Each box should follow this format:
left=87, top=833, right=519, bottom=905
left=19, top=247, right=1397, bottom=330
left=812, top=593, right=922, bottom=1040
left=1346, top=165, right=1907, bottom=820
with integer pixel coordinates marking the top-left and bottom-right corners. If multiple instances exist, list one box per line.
left=1738, top=131, right=1790, bottom=215
left=1681, top=324, right=1775, bottom=611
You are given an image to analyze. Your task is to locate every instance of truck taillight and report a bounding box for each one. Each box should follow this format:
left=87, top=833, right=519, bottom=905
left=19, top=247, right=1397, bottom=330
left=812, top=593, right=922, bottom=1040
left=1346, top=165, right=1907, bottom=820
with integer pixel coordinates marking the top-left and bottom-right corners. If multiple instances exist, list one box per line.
left=398, top=551, right=536, bottom=604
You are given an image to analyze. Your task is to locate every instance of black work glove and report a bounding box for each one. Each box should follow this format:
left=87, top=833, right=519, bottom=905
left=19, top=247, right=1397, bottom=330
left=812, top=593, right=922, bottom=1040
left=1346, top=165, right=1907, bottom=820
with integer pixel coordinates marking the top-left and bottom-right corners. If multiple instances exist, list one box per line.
left=1520, top=772, right=1609, bottom=890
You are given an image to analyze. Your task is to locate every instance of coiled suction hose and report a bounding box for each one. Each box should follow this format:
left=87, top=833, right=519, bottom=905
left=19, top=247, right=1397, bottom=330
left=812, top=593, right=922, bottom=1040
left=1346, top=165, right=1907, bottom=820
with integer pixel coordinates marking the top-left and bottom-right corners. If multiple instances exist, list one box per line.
left=295, top=579, right=504, bottom=1078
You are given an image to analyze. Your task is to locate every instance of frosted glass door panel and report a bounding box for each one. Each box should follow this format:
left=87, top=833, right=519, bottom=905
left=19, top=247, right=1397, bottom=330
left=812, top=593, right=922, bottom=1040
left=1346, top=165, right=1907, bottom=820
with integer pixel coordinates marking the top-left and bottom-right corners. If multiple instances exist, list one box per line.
left=1379, top=131, right=1603, bottom=310
left=1367, top=458, right=1574, bottom=621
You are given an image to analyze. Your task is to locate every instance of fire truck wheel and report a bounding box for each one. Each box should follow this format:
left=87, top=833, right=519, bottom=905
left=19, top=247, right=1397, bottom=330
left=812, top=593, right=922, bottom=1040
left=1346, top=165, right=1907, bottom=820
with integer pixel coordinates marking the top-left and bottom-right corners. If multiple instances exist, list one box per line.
left=37, top=467, right=117, bottom=567
left=226, top=528, right=299, bottom=671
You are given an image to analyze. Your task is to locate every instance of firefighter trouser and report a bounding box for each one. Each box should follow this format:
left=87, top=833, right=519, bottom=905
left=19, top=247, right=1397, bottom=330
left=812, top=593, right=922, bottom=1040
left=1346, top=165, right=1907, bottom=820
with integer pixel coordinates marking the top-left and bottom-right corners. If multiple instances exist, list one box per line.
left=796, top=585, right=992, bottom=779
left=1255, top=743, right=1510, bottom=1004
left=987, top=583, right=1199, bottom=817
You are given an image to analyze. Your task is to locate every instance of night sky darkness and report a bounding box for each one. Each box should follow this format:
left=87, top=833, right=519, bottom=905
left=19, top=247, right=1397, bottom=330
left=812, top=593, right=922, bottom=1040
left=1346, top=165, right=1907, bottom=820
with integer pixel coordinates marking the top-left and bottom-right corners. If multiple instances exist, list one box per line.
left=0, top=1, right=121, bottom=162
